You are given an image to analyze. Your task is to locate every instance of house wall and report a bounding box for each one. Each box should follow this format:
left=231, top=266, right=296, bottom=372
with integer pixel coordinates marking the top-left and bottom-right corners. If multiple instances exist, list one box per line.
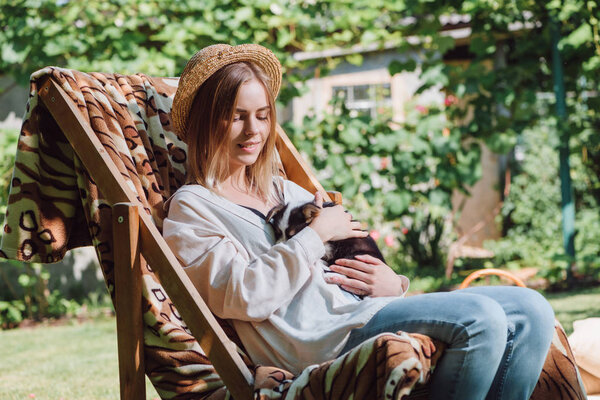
left=290, top=49, right=441, bottom=126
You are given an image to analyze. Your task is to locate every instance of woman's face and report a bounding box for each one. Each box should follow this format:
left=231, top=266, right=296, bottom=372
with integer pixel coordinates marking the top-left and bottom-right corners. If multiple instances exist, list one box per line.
left=227, top=78, right=271, bottom=171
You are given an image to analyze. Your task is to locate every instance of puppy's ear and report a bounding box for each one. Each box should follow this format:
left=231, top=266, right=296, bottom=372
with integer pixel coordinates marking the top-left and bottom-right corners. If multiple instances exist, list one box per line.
left=266, top=204, right=285, bottom=222
left=302, top=203, right=321, bottom=224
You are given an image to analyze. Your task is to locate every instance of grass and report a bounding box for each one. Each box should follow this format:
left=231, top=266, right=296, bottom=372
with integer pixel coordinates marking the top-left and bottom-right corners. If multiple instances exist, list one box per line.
left=0, top=316, right=159, bottom=400
left=0, top=285, right=598, bottom=399
left=545, top=285, right=600, bottom=335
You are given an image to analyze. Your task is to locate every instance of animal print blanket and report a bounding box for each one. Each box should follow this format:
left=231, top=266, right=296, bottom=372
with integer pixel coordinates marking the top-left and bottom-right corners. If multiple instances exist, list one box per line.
left=0, top=67, right=587, bottom=400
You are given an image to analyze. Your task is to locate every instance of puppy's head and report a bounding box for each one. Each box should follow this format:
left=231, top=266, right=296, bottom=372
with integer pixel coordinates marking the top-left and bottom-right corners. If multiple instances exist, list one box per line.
left=267, top=201, right=321, bottom=242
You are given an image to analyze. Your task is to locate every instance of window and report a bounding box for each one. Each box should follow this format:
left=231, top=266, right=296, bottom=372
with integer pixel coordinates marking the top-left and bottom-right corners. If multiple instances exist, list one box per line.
left=332, top=83, right=392, bottom=118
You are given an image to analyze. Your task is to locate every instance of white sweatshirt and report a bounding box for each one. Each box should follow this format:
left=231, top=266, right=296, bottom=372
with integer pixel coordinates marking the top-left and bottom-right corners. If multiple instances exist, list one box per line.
left=162, top=179, right=407, bottom=374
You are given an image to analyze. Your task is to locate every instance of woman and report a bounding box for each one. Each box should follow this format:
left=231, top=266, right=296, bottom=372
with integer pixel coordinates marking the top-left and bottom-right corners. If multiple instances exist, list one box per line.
left=164, top=43, right=555, bottom=400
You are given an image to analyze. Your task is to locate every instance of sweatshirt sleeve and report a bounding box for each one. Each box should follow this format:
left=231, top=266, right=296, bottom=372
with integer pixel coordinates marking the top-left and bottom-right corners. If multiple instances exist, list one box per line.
left=162, top=191, right=326, bottom=322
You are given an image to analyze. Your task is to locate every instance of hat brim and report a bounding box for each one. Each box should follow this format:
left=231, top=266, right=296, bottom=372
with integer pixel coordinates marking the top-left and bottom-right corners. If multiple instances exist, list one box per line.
left=171, top=44, right=282, bottom=139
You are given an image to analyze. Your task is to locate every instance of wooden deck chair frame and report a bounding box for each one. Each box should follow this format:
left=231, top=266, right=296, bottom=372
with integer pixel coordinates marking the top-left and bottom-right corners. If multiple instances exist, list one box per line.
left=35, top=75, right=539, bottom=400
left=36, top=75, right=342, bottom=400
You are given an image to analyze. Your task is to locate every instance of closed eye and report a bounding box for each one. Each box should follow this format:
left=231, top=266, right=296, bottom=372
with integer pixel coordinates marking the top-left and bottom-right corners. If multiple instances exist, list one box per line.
left=257, top=111, right=270, bottom=120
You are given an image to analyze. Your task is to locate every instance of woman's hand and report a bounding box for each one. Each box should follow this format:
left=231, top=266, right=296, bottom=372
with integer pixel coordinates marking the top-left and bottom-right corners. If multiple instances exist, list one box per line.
left=309, top=192, right=367, bottom=243
left=325, top=254, right=408, bottom=297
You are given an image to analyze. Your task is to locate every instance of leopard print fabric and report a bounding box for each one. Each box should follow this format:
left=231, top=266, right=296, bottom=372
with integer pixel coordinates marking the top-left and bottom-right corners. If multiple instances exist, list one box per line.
left=0, top=67, right=587, bottom=400
left=531, top=320, right=588, bottom=399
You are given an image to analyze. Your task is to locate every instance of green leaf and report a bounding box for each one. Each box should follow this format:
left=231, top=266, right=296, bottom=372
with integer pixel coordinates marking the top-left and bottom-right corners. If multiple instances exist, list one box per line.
left=345, top=53, right=363, bottom=66
left=559, top=23, right=592, bottom=50
left=7, top=305, right=24, bottom=323
left=420, top=63, right=448, bottom=87
left=583, top=55, right=600, bottom=73
left=485, top=131, right=517, bottom=153
left=332, top=30, right=353, bottom=42
left=432, top=35, right=455, bottom=53
left=388, top=58, right=417, bottom=75
left=18, top=274, right=32, bottom=288
left=469, top=35, right=496, bottom=56
left=373, top=132, right=401, bottom=152
left=428, top=189, right=448, bottom=206
left=276, top=28, right=293, bottom=48
left=235, top=7, right=254, bottom=22
left=360, top=30, right=378, bottom=45
left=384, top=192, right=411, bottom=216
left=339, top=122, right=366, bottom=147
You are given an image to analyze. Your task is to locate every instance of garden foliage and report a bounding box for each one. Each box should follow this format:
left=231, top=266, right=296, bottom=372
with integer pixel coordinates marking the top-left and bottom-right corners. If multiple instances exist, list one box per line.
left=284, top=96, right=480, bottom=277
left=0, top=129, right=84, bottom=328
left=486, top=118, right=600, bottom=287
left=0, top=0, right=599, bottom=304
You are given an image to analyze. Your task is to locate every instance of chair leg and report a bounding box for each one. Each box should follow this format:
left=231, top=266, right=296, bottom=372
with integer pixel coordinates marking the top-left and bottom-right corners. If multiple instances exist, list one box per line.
left=113, top=203, right=146, bottom=400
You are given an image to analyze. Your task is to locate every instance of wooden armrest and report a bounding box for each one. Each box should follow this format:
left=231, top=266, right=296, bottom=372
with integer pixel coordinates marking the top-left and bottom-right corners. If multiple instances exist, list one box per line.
left=327, top=191, right=343, bottom=205
left=458, top=268, right=527, bottom=289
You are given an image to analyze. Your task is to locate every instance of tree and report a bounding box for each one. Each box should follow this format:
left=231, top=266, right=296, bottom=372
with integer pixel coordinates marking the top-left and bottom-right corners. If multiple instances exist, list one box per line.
left=1, top=0, right=599, bottom=282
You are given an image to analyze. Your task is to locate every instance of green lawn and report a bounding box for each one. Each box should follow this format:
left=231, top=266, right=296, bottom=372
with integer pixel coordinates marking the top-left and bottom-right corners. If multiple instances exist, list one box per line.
left=0, top=316, right=159, bottom=400
left=0, top=286, right=598, bottom=399
left=545, top=285, right=600, bottom=335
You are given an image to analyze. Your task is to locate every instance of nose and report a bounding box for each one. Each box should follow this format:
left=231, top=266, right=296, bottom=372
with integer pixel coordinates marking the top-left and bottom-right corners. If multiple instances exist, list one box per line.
left=244, top=116, right=260, bottom=136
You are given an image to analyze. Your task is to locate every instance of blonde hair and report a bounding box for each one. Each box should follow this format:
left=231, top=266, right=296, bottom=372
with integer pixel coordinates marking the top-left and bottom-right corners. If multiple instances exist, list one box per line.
left=184, top=62, right=281, bottom=204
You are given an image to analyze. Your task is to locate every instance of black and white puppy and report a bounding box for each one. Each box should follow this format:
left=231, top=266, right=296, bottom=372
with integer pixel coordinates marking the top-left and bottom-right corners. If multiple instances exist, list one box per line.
left=266, top=201, right=386, bottom=299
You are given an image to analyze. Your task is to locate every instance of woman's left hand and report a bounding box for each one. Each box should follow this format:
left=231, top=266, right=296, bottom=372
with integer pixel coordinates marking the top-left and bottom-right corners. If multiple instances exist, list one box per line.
left=325, top=254, right=408, bottom=297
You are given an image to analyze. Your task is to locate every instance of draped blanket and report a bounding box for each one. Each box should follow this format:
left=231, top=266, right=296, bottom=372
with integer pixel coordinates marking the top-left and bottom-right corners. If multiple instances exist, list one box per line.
left=0, top=67, right=587, bottom=400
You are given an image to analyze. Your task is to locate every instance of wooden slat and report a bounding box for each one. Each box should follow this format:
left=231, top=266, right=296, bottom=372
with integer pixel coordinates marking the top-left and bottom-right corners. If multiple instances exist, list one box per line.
left=326, top=191, right=343, bottom=205
left=38, top=77, right=255, bottom=400
left=276, top=125, right=334, bottom=202
left=113, top=203, right=146, bottom=400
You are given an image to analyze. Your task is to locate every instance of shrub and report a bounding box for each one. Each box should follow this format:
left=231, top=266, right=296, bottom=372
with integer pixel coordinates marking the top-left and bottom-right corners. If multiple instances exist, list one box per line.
left=285, top=96, right=481, bottom=283
left=485, top=120, right=600, bottom=286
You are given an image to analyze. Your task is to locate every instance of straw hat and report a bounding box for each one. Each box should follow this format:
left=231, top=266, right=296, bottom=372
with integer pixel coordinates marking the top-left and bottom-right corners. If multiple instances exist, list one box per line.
left=171, top=43, right=282, bottom=138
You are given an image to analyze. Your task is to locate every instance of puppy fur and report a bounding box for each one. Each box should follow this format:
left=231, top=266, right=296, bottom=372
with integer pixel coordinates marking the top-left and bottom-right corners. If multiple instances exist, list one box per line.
left=266, top=201, right=386, bottom=299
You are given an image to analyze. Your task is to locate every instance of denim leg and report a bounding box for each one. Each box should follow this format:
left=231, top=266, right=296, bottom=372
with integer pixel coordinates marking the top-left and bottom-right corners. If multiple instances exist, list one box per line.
left=461, top=286, right=555, bottom=400
left=340, top=291, right=508, bottom=400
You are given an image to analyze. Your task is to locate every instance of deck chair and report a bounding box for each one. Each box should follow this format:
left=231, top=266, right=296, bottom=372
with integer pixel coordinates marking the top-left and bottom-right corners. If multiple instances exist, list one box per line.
left=0, top=67, right=588, bottom=400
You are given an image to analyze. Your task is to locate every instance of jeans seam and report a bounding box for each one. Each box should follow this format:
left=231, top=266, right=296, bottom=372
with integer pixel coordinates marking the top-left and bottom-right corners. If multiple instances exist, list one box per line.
left=488, top=327, right=515, bottom=400
left=438, top=321, right=470, bottom=400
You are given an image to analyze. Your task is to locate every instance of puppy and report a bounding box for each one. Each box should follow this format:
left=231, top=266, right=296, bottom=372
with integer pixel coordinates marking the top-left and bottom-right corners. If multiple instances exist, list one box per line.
left=266, top=201, right=386, bottom=299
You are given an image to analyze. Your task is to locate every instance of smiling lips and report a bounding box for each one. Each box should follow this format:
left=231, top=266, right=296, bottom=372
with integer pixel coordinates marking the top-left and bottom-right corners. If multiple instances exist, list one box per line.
left=238, top=141, right=261, bottom=152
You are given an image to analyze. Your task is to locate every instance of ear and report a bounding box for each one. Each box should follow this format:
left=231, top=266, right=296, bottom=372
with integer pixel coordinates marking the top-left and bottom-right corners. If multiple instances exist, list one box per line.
left=266, top=204, right=285, bottom=222
left=302, top=203, right=321, bottom=224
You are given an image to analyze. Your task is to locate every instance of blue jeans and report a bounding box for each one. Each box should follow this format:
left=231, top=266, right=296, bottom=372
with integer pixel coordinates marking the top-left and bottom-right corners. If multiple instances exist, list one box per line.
left=339, top=286, right=555, bottom=400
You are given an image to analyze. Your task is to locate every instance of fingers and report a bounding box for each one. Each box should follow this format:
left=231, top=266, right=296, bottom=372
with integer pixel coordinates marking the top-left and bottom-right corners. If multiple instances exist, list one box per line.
left=340, top=284, right=370, bottom=297
left=333, top=259, right=372, bottom=273
left=350, top=230, right=369, bottom=238
left=314, top=192, right=323, bottom=207
left=329, top=264, right=371, bottom=282
left=354, top=254, right=386, bottom=265
left=350, top=220, right=363, bottom=229
left=325, top=274, right=370, bottom=295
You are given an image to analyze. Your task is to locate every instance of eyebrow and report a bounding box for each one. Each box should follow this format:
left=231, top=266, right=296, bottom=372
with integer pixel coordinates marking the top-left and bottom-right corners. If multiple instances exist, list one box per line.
left=235, top=106, right=270, bottom=113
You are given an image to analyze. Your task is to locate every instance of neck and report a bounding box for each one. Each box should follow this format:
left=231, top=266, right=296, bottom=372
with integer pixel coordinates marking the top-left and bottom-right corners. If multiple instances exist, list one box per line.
left=223, top=166, right=250, bottom=192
